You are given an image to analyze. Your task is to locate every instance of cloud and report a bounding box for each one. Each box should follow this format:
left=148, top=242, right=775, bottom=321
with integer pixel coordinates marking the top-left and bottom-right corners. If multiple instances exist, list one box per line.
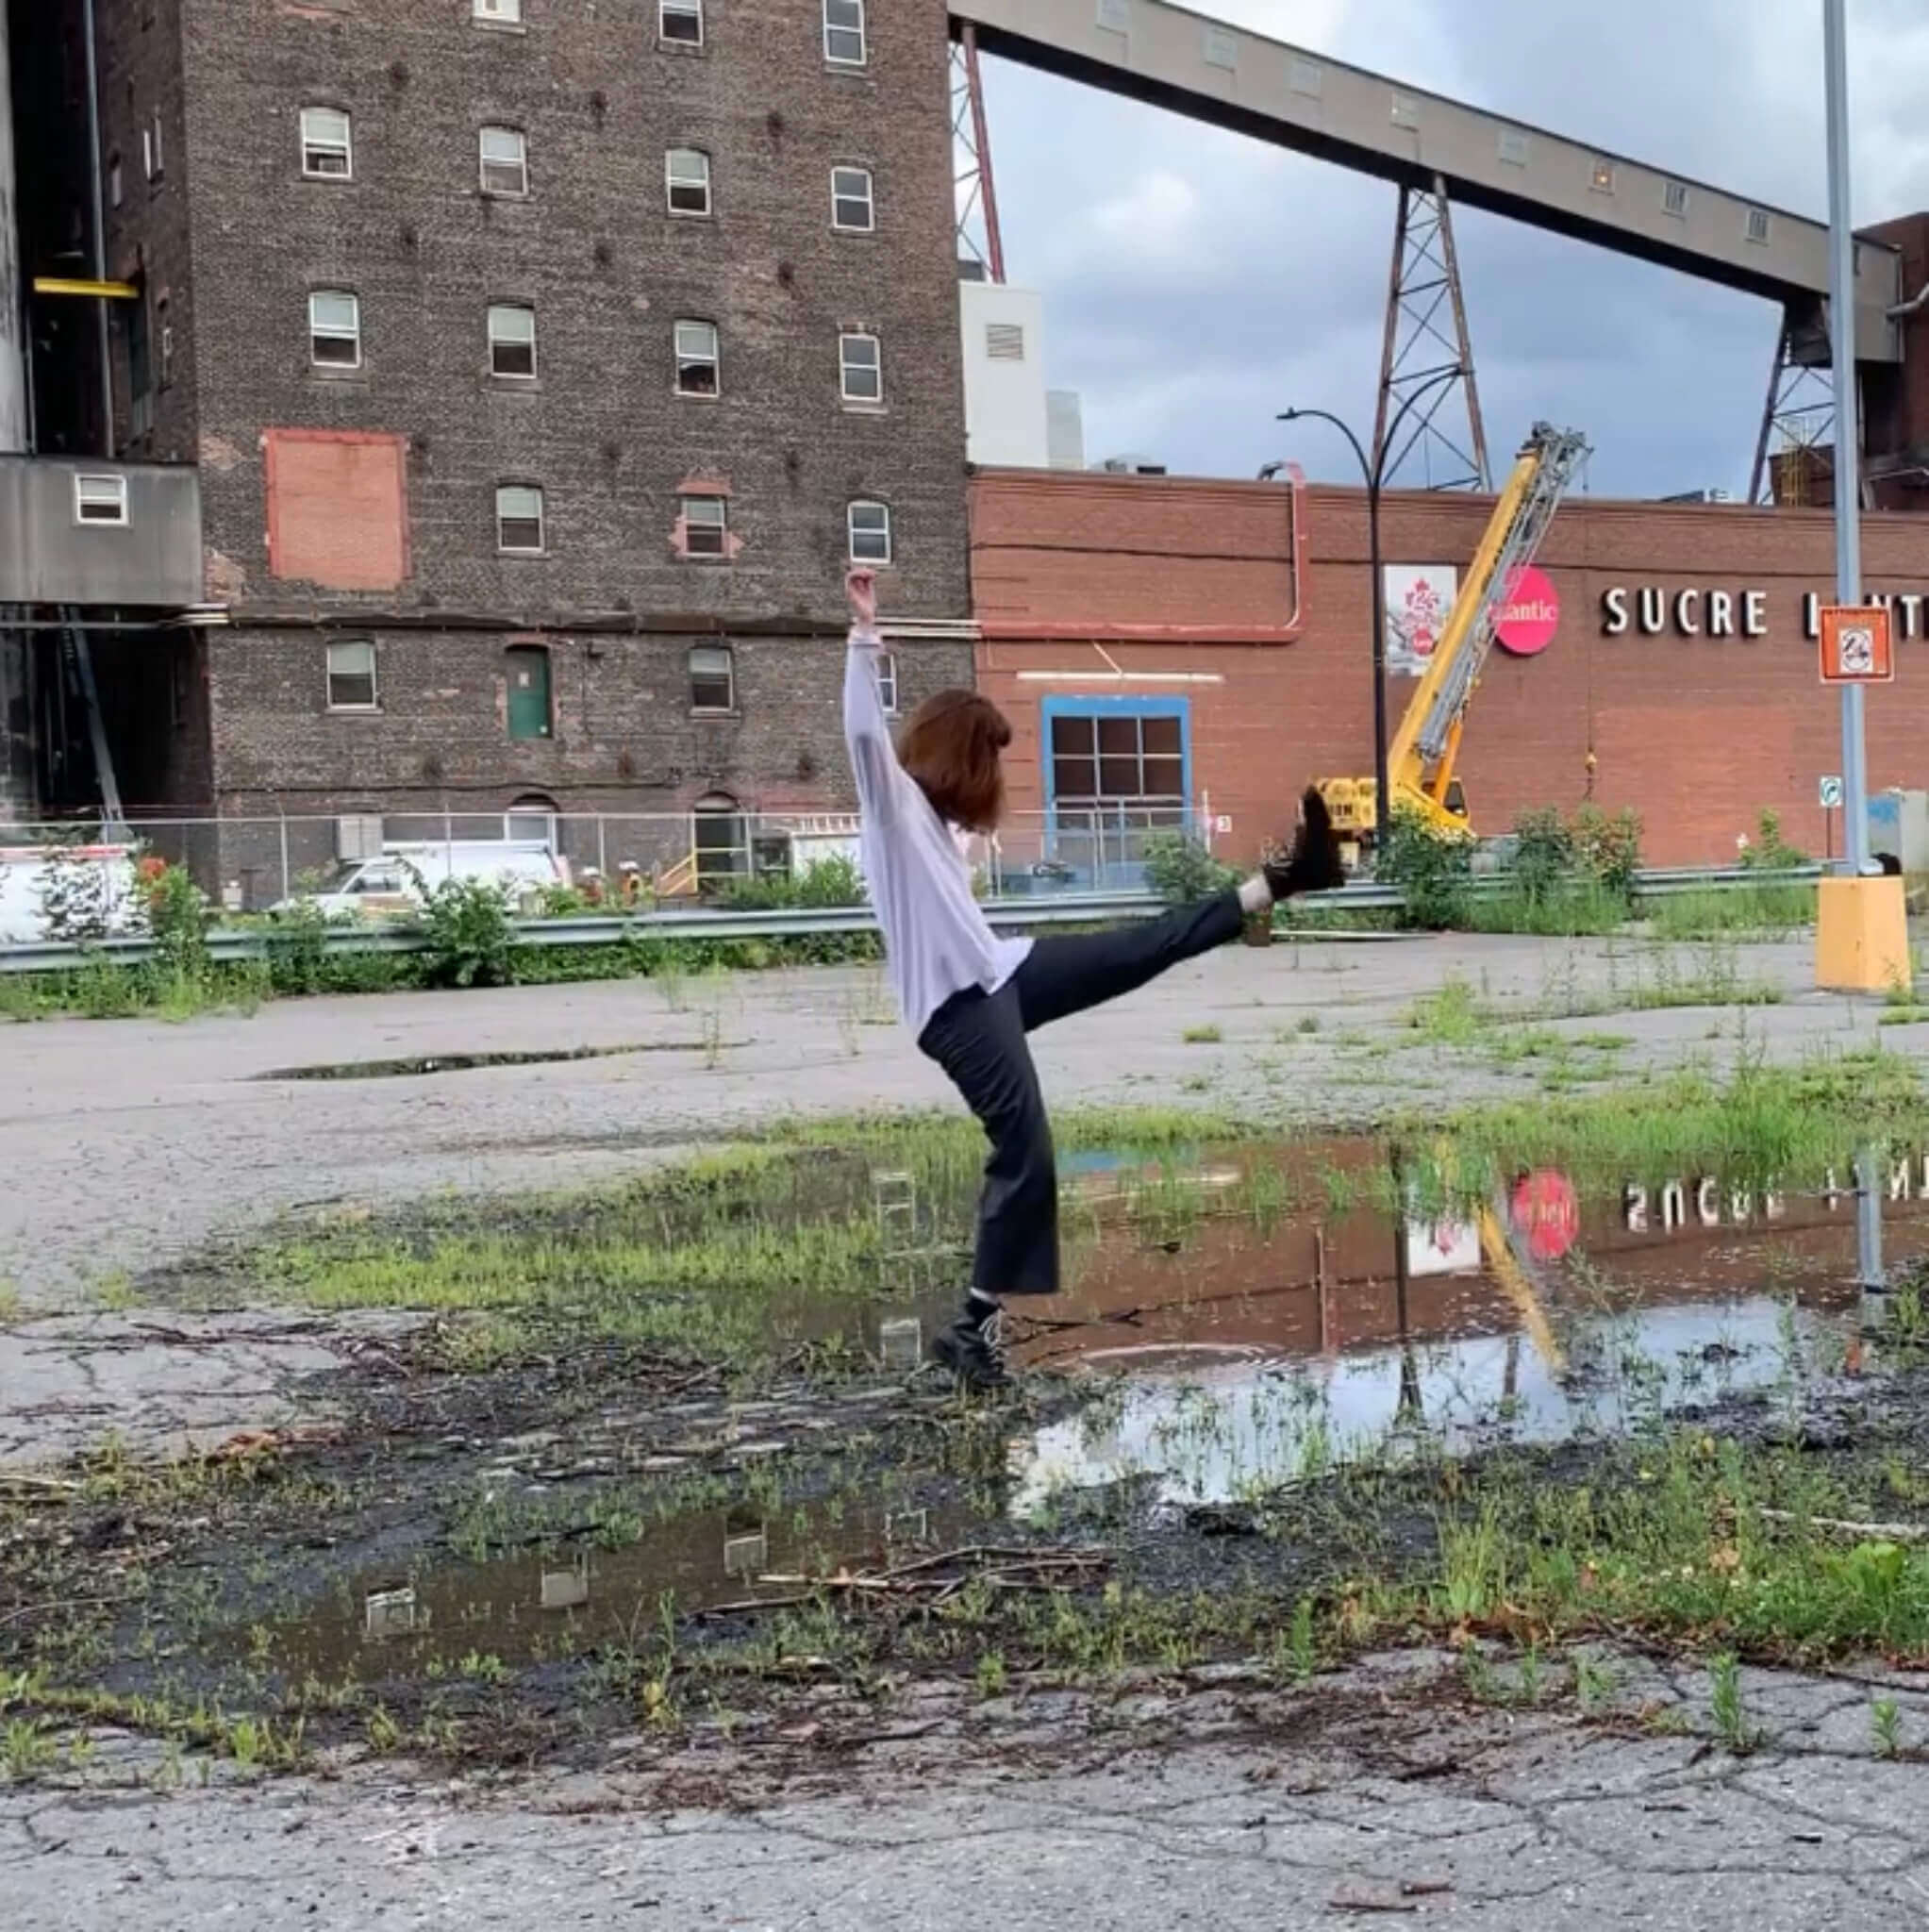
left=978, top=0, right=1929, bottom=497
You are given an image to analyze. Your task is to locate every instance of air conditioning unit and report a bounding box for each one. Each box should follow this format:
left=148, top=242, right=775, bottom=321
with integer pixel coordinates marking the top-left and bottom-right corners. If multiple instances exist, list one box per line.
left=336, top=814, right=383, bottom=861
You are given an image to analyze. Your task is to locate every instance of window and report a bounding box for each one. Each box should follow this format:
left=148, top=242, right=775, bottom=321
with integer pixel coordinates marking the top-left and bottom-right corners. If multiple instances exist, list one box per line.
left=300, top=107, right=353, bottom=179
left=507, top=796, right=557, bottom=844
left=831, top=165, right=874, bottom=231
left=1589, top=158, right=1616, bottom=195
left=474, top=0, right=522, bottom=23
left=839, top=331, right=881, bottom=404
left=875, top=650, right=898, bottom=715
left=127, top=293, right=153, bottom=435
left=325, top=640, right=378, bottom=710
left=156, top=293, right=173, bottom=388
left=479, top=125, right=528, bottom=197
left=489, top=304, right=537, bottom=378
left=1662, top=179, right=1689, bottom=218
left=74, top=474, right=129, bottom=526
left=689, top=644, right=735, bottom=712
left=108, top=154, right=123, bottom=207
left=1745, top=207, right=1772, bottom=245
left=823, top=0, right=867, bottom=65
left=308, top=290, right=361, bottom=368
left=142, top=111, right=163, bottom=181
left=680, top=495, right=728, bottom=558
left=660, top=0, right=703, bottom=44
left=674, top=319, right=720, bottom=395
left=506, top=645, right=552, bottom=741
left=847, top=499, right=891, bottom=563
left=986, top=322, right=1026, bottom=361
left=1495, top=127, right=1528, bottom=167
left=496, top=484, right=545, bottom=554
left=1049, top=710, right=1185, bottom=808
left=693, top=794, right=746, bottom=886
left=666, top=147, right=711, bottom=216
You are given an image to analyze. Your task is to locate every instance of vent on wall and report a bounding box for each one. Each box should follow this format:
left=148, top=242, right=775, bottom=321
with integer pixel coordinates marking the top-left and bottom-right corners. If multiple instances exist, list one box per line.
left=986, top=323, right=1026, bottom=362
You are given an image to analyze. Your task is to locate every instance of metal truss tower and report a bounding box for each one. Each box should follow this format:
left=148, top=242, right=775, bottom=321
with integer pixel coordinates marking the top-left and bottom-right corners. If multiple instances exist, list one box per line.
left=952, top=24, right=1006, bottom=282
left=1373, top=176, right=1491, bottom=491
left=1749, top=302, right=1838, bottom=507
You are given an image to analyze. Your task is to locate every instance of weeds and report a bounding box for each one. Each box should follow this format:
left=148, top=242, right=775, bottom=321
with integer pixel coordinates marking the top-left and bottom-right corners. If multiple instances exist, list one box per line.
left=1708, top=1654, right=1758, bottom=1753
left=1872, top=1697, right=1903, bottom=1758
left=1182, top=1025, right=1223, bottom=1046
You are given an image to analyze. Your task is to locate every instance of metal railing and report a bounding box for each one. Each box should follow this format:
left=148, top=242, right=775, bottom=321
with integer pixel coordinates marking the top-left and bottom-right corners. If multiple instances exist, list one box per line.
left=0, top=867, right=1830, bottom=975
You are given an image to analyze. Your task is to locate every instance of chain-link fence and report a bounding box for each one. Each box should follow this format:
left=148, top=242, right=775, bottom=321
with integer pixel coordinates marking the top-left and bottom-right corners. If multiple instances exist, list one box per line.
left=0, top=804, right=1208, bottom=911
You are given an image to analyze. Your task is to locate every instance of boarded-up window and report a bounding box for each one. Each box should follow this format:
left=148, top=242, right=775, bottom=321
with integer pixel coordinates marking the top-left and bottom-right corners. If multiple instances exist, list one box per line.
left=264, top=428, right=410, bottom=591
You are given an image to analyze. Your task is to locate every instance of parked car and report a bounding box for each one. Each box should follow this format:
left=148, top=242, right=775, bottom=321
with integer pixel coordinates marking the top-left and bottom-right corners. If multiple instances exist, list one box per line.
left=275, top=842, right=568, bottom=920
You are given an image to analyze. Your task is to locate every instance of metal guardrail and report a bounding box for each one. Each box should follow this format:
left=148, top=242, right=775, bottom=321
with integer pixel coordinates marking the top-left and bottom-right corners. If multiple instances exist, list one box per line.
left=0, top=869, right=1830, bottom=975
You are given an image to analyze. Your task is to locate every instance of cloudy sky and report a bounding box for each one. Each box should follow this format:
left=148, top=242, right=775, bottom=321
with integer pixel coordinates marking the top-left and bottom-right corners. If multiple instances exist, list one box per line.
left=977, top=0, right=1929, bottom=497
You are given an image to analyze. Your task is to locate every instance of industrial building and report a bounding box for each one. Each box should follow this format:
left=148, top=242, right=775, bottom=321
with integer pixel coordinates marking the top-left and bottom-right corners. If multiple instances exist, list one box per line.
left=2, top=0, right=974, bottom=895
left=4, top=0, right=1929, bottom=893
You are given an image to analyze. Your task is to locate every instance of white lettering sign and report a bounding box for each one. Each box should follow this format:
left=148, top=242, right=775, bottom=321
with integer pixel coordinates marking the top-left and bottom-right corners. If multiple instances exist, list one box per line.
left=1601, top=586, right=1926, bottom=641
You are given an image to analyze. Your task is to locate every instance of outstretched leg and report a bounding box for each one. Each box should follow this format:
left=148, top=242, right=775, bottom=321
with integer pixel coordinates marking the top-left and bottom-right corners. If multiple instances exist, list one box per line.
left=1016, top=891, right=1245, bottom=1033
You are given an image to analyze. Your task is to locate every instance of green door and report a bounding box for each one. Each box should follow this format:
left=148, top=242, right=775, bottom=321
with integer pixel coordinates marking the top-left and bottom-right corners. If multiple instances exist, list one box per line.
left=507, top=647, right=551, bottom=741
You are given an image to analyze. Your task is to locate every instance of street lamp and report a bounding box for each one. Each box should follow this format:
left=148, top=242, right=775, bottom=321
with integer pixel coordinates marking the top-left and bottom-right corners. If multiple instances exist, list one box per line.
left=1277, top=367, right=1464, bottom=853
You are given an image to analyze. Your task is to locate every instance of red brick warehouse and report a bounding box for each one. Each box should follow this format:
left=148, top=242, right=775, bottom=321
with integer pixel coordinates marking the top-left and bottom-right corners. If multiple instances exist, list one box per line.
left=970, top=467, right=1929, bottom=871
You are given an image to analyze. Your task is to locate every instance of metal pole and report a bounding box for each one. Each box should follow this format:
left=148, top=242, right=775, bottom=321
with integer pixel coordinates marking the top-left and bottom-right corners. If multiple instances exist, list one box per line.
left=1432, top=175, right=1491, bottom=490
left=959, top=24, right=1006, bottom=285
left=1855, top=1146, right=1885, bottom=1291
left=1823, top=0, right=1871, bottom=876
left=0, top=3, right=28, bottom=452
left=1369, top=477, right=1389, bottom=850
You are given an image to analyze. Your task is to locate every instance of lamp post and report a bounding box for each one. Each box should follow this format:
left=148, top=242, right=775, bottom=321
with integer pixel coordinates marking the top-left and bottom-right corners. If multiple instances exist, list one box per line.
left=1277, top=368, right=1462, bottom=853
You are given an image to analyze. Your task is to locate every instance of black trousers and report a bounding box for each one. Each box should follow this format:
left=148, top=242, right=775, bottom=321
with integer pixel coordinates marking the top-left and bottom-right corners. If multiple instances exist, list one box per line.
left=916, top=890, right=1246, bottom=1298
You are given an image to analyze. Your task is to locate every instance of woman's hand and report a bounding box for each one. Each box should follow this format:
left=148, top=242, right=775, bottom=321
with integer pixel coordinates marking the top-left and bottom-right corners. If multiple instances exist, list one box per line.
left=846, top=567, right=879, bottom=629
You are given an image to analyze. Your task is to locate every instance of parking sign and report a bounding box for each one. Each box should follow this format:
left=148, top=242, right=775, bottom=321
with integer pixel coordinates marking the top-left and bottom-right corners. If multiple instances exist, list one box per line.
left=1820, top=774, right=1844, bottom=810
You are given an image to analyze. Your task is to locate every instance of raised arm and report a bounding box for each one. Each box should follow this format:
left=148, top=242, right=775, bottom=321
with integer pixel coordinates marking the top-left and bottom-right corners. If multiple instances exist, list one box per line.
left=842, top=568, right=906, bottom=824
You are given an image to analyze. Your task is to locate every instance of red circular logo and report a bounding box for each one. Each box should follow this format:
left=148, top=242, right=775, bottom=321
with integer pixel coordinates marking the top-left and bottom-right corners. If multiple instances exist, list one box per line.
left=1495, top=565, right=1561, bottom=657
left=1511, top=1170, right=1580, bottom=1263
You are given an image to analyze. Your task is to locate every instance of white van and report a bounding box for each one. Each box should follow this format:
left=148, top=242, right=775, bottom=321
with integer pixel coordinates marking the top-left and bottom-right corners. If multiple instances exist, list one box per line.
left=279, top=842, right=569, bottom=920
left=0, top=844, right=141, bottom=945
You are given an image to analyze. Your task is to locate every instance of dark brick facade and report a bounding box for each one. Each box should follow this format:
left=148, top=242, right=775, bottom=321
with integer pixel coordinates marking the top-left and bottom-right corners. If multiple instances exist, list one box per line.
left=83, top=0, right=973, bottom=867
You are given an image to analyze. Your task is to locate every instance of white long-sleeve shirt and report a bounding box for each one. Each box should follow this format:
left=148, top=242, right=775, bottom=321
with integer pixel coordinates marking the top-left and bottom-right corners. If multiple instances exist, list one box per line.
left=842, top=625, right=1031, bottom=1039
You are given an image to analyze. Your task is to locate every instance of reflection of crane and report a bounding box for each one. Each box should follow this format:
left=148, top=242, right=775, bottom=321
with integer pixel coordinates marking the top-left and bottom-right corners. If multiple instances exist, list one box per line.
left=1320, top=423, right=1590, bottom=848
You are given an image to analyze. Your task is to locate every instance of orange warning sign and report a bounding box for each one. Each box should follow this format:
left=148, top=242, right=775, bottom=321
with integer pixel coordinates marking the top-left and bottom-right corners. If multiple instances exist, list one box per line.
left=1819, top=605, right=1895, bottom=685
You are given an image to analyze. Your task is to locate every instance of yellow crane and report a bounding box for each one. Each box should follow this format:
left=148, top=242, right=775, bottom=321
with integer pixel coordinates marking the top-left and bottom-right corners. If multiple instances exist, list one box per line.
left=1320, top=423, right=1590, bottom=850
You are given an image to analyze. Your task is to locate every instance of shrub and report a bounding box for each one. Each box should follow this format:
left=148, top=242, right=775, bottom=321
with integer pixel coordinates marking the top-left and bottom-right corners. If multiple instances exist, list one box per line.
left=1142, top=831, right=1239, bottom=908
left=140, top=860, right=211, bottom=976
left=1377, top=809, right=1472, bottom=929
left=1511, top=808, right=1575, bottom=906
left=1738, top=808, right=1808, bottom=873
left=1571, top=807, right=1643, bottom=901
left=416, top=875, right=517, bottom=988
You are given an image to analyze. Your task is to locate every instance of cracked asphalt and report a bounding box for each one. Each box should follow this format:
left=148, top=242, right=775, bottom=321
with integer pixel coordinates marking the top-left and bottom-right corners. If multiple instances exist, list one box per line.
left=6, top=933, right=1929, bottom=1924
left=7, top=1656, right=1929, bottom=1928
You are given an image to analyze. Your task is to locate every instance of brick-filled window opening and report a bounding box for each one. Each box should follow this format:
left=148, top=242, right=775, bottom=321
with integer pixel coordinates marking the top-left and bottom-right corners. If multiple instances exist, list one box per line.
left=496, top=484, right=545, bottom=554
left=1050, top=712, right=1185, bottom=810
left=847, top=499, right=891, bottom=563
left=823, top=0, right=867, bottom=65
left=666, top=147, right=711, bottom=216
left=875, top=650, right=898, bottom=715
left=831, top=165, right=874, bottom=232
left=689, top=644, right=735, bottom=713
left=300, top=107, right=353, bottom=179
left=308, top=291, right=361, bottom=369
left=674, top=320, right=720, bottom=395
left=474, top=0, right=523, bottom=24
left=489, top=304, right=538, bottom=378
left=660, top=0, right=704, bottom=46
left=839, top=332, right=882, bottom=404
left=680, top=495, right=728, bottom=558
left=325, top=640, right=378, bottom=711
left=479, top=126, right=529, bottom=198
left=74, top=474, right=129, bottom=526
left=506, top=646, right=553, bottom=741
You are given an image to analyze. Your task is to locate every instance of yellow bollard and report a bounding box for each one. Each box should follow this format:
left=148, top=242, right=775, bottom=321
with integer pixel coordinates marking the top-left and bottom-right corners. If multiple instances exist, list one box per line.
left=1814, top=874, right=1913, bottom=994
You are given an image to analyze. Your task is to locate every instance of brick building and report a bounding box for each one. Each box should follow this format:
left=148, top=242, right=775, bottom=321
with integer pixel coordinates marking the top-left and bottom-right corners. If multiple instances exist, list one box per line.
left=971, top=466, right=1929, bottom=870
left=9, top=0, right=973, bottom=896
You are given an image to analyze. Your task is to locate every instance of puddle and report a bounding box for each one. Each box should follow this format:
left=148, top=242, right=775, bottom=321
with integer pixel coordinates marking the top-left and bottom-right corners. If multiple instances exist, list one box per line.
left=259, top=1042, right=710, bottom=1080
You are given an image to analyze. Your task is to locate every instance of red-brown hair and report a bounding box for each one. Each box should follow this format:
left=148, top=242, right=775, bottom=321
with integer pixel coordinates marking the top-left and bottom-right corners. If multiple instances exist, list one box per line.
left=896, top=689, right=1011, bottom=833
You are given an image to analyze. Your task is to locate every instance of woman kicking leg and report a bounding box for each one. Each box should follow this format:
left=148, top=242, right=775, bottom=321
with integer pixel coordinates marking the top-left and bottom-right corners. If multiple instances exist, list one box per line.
left=841, top=568, right=1342, bottom=1390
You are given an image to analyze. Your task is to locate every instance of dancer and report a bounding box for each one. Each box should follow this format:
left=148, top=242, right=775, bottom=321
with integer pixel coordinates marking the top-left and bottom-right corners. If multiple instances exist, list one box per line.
left=843, top=568, right=1342, bottom=1390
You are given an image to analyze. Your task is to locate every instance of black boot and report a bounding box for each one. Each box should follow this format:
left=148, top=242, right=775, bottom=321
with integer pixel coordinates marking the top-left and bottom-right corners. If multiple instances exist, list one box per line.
left=1265, top=788, right=1345, bottom=900
left=932, top=1300, right=1007, bottom=1391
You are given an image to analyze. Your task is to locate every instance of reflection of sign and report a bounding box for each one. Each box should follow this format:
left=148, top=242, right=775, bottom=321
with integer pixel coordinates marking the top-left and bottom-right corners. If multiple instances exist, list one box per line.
left=1495, top=565, right=1560, bottom=656
left=1385, top=565, right=1457, bottom=678
left=364, top=1587, right=424, bottom=1641
left=1405, top=1219, right=1480, bottom=1277
left=1511, top=1171, right=1580, bottom=1263
left=1821, top=605, right=1894, bottom=685
left=1820, top=774, right=1845, bottom=810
